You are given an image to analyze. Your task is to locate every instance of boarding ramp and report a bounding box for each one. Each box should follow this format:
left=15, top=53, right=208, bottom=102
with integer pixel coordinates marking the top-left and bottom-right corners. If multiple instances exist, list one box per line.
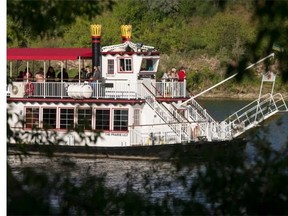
left=224, top=93, right=287, bottom=138
left=223, top=70, right=288, bottom=138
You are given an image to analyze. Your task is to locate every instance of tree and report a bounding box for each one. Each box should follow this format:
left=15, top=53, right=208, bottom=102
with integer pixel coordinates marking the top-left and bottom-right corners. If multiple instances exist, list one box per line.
left=7, top=0, right=115, bottom=45
left=229, top=0, right=288, bottom=83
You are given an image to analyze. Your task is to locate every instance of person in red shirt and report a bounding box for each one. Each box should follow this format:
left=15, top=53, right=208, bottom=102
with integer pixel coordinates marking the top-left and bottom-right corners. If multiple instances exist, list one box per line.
left=177, top=67, right=186, bottom=82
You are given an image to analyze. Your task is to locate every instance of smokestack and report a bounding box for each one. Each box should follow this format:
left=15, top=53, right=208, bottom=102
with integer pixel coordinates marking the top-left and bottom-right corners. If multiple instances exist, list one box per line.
left=121, top=25, right=132, bottom=43
left=90, top=24, right=102, bottom=68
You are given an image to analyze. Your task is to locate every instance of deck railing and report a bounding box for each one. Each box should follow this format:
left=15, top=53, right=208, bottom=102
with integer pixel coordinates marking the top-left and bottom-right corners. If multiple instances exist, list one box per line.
left=10, top=80, right=187, bottom=99
left=223, top=93, right=288, bottom=138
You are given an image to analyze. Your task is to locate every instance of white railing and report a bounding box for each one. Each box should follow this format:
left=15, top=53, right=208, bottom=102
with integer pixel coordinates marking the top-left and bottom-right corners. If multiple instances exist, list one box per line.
left=10, top=80, right=187, bottom=99
left=186, top=98, right=216, bottom=123
left=129, top=124, right=184, bottom=146
left=154, top=80, right=187, bottom=98
left=224, top=93, right=288, bottom=138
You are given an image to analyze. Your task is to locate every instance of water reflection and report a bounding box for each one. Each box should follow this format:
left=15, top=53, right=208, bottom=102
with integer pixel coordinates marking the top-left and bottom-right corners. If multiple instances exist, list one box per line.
left=8, top=155, right=199, bottom=202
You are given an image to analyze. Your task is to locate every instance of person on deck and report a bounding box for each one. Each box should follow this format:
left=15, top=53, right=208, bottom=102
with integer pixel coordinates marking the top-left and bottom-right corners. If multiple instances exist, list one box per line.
left=16, top=71, right=24, bottom=81
left=23, top=68, right=33, bottom=81
left=91, top=66, right=100, bottom=81
left=57, top=68, right=69, bottom=82
left=85, top=66, right=92, bottom=81
left=46, top=66, right=56, bottom=82
left=162, top=69, right=172, bottom=97
left=162, top=69, right=172, bottom=81
left=171, top=68, right=178, bottom=81
left=35, top=67, right=44, bottom=82
left=177, top=66, right=186, bottom=82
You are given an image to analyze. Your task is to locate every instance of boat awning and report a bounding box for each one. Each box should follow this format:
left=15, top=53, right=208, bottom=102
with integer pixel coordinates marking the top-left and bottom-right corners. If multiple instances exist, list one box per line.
left=7, top=48, right=92, bottom=60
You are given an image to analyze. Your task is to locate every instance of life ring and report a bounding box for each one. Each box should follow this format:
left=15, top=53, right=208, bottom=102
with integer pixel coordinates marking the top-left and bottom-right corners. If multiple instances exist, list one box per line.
left=25, top=82, right=34, bottom=96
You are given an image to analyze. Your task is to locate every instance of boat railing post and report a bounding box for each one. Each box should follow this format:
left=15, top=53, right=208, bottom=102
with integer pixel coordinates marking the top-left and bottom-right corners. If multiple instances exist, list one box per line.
left=95, top=80, right=98, bottom=99
left=162, top=79, right=166, bottom=97
left=43, top=61, right=46, bottom=98
left=171, top=80, right=174, bottom=98
left=184, top=80, right=186, bottom=97
left=60, top=63, right=63, bottom=98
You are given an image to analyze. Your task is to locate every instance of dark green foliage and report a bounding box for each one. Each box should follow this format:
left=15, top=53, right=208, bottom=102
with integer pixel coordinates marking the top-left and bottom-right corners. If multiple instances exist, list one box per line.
left=7, top=0, right=115, bottom=39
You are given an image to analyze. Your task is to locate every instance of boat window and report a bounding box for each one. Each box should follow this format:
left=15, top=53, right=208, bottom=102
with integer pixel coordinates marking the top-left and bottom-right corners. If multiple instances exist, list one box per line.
left=77, top=108, right=92, bottom=130
left=140, top=59, right=155, bottom=71
left=133, top=109, right=140, bottom=126
left=107, top=59, right=114, bottom=74
left=60, top=108, right=74, bottom=129
left=119, top=58, right=132, bottom=72
left=113, top=109, right=128, bottom=131
left=95, top=109, right=110, bottom=130
left=25, top=107, right=39, bottom=129
left=43, top=108, right=57, bottom=129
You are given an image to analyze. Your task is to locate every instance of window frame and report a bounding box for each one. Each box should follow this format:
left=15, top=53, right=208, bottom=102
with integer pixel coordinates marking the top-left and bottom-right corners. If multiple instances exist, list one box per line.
left=42, top=107, right=57, bottom=129
left=118, top=57, right=133, bottom=73
left=107, top=59, right=115, bottom=75
left=95, top=108, right=110, bottom=131
left=24, top=107, right=40, bottom=129
left=77, top=107, right=92, bottom=131
left=59, top=108, right=75, bottom=130
left=113, top=108, right=129, bottom=131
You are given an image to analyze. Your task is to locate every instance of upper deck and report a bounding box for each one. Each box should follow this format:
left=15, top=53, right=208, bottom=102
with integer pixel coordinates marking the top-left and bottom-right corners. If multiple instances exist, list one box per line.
left=8, top=79, right=188, bottom=101
left=7, top=24, right=189, bottom=102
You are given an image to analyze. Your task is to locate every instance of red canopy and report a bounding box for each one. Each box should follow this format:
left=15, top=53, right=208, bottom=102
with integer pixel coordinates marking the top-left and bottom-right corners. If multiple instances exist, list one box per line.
left=7, top=48, right=92, bottom=60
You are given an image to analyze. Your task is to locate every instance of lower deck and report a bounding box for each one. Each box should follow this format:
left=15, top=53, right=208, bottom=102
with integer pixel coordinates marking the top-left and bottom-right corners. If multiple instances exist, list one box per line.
left=7, top=98, right=191, bottom=147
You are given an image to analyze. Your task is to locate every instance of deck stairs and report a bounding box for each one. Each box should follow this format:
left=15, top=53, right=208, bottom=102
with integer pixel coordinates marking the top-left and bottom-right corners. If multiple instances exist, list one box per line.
left=223, top=92, right=287, bottom=138
left=142, top=83, right=191, bottom=143
left=185, top=98, right=217, bottom=133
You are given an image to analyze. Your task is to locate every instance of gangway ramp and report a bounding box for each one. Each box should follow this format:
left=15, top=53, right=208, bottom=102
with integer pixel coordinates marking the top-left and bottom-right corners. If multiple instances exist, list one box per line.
left=224, top=93, right=288, bottom=138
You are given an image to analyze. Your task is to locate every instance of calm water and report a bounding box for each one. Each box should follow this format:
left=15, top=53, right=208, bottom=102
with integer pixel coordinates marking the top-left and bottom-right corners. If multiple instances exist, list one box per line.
left=8, top=99, right=288, bottom=209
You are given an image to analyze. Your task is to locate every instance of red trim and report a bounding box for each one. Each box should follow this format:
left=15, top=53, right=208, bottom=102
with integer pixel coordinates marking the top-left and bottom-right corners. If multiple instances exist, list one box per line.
left=7, top=48, right=92, bottom=60
left=7, top=48, right=160, bottom=60
left=7, top=97, right=186, bottom=103
left=7, top=97, right=147, bottom=104
left=102, top=51, right=160, bottom=56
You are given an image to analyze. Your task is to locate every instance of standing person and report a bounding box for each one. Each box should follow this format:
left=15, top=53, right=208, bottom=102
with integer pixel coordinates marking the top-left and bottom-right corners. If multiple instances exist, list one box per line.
left=171, top=68, right=178, bottom=81
left=16, top=71, right=24, bottom=81
left=57, top=68, right=69, bottom=82
left=177, top=66, right=186, bottom=82
left=81, top=68, right=86, bottom=81
left=91, top=66, right=100, bottom=81
left=35, top=67, right=45, bottom=82
left=170, top=68, right=178, bottom=97
left=85, top=66, right=92, bottom=81
left=90, top=66, right=101, bottom=97
left=162, top=69, right=171, bottom=81
left=177, top=67, right=186, bottom=97
left=23, top=68, right=33, bottom=81
left=162, top=69, right=172, bottom=97
left=46, top=66, right=56, bottom=82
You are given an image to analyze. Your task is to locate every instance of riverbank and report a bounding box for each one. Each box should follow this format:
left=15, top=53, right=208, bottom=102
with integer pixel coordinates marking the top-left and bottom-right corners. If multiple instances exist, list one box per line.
left=197, top=90, right=288, bottom=100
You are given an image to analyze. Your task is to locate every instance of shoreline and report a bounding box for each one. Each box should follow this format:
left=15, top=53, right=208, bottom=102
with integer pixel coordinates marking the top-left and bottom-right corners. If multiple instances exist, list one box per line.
left=197, top=92, right=288, bottom=100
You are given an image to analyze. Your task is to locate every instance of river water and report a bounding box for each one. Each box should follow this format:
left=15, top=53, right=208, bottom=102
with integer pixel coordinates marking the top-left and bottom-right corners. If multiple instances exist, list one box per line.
left=8, top=99, right=288, bottom=212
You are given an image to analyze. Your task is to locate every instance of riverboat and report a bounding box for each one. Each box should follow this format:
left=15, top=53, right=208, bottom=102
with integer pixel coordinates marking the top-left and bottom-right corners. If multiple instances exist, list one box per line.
left=7, top=24, right=288, bottom=159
